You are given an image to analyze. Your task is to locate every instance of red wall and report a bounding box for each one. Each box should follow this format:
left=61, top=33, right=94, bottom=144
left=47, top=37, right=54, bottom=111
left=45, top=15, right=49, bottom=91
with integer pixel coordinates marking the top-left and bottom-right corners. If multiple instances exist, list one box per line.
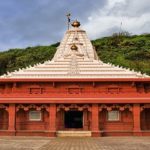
left=99, top=109, right=133, bottom=131
left=0, top=81, right=150, bottom=98
left=16, top=109, right=49, bottom=130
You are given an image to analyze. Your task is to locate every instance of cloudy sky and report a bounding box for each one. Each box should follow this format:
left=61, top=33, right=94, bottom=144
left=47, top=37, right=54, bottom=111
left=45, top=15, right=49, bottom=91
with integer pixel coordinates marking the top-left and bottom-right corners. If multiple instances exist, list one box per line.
left=0, top=0, right=150, bottom=51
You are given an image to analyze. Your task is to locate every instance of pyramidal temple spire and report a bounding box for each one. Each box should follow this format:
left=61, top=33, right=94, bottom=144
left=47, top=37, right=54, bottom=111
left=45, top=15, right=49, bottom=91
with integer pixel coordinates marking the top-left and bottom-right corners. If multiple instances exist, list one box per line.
left=0, top=18, right=149, bottom=78
left=53, top=19, right=98, bottom=61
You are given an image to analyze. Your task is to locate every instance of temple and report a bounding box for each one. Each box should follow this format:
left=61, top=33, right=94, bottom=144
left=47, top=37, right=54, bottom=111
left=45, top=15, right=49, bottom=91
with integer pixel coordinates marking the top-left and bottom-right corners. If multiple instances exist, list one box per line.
left=0, top=20, right=150, bottom=137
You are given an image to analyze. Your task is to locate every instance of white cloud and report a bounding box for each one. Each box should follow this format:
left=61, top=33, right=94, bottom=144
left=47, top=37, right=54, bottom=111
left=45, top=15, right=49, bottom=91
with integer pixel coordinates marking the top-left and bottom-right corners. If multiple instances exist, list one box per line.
left=83, top=0, right=150, bottom=39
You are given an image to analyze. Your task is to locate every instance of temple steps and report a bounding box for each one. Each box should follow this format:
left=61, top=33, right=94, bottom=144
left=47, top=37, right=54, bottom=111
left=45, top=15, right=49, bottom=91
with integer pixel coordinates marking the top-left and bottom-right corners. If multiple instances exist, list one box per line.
left=56, top=131, right=91, bottom=137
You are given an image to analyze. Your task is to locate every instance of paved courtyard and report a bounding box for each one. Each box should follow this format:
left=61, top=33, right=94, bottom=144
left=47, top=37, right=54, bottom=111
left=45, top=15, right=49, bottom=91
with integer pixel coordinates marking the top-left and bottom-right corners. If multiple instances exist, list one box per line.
left=0, top=136, right=149, bottom=150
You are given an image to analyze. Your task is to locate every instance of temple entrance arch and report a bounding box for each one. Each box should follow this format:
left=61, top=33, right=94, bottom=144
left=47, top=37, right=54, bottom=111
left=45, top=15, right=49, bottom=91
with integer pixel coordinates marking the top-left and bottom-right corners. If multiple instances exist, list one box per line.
left=57, top=104, right=91, bottom=130
left=65, top=111, right=83, bottom=128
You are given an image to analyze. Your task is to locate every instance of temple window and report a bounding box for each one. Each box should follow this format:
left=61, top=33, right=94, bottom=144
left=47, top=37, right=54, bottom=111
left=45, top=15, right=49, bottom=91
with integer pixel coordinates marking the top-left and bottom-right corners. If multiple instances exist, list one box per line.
left=67, top=85, right=82, bottom=94
left=107, top=88, right=120, bottom=94
left=107, top=84, right=121, bottom=94
left=29, top=111, right=41, bottom=121
left=68, top=88, right=80, bottom=94
left=108, top=110, right=120, bottom=121
left=29, top=88, right=44, bottom=94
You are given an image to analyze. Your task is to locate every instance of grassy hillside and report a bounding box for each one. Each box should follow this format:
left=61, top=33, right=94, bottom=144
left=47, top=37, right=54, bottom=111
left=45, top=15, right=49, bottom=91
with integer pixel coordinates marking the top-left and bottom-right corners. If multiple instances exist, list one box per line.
left=0, top=33, right=150, bottom=76
left=92, top=33, right=150, bottom=75
left=0, top=43, right=58, bottom=75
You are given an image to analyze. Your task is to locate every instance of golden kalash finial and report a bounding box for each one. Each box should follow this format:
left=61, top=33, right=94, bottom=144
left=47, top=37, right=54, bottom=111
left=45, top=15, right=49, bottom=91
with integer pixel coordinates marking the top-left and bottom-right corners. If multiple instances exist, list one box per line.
left=71, top=44, right=78, bottom=50
left=71, top=20, right=80, bottom=28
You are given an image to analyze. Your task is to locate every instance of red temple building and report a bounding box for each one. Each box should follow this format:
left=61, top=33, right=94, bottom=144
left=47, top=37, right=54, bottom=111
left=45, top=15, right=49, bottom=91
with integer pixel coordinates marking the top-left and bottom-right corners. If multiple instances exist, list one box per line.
left=0, top=20, right=150, bottom=137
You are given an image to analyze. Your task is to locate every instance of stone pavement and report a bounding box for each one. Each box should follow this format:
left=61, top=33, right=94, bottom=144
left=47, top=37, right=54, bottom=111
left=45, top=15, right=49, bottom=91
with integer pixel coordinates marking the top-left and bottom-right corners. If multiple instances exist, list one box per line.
left=0, top=136, right=150, bottom=150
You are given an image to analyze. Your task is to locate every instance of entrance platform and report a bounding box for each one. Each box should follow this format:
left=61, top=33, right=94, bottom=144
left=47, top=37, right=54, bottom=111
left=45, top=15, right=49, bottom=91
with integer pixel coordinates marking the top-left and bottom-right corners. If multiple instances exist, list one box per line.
left=56, top=131, right=91, bottom=137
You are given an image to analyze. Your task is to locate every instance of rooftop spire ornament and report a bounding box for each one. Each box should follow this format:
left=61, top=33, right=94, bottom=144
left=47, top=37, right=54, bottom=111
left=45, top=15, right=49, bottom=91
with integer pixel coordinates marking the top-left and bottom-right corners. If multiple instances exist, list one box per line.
left=66, top=13, right=71, bottom=30
left=71, top=20, right=80, bottom=28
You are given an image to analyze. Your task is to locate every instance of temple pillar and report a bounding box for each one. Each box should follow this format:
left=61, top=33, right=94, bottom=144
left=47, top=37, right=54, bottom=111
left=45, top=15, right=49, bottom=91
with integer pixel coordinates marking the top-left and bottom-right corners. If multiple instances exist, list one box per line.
left=133, top=104, right=141, bottom=135
left=83, top=110, right=88, bottom=130
left=49, top=104, right=56, bottom=137
left=91, top=104, right=100, bottom=137
left=60, top=110, right=64, bottom=130
left=57, top=110, right=64, bottom=130
left=8, top=104, right=16, bottom=135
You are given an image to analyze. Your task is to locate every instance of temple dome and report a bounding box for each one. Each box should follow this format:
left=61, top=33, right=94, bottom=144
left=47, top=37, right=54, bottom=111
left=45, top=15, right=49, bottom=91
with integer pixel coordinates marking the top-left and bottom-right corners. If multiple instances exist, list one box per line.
left=71, top=20, right=80, bottom=28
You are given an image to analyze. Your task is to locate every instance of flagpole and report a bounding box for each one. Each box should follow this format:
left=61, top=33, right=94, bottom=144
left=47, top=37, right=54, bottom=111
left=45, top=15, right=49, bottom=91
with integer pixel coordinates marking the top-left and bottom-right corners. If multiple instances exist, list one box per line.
left=66, top=13, right=71, bottom=30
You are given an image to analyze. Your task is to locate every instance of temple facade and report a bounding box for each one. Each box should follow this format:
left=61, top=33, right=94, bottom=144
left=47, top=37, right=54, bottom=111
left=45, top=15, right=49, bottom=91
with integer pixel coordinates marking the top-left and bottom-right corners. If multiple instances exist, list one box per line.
left=0, top=20, right=150, bottom=137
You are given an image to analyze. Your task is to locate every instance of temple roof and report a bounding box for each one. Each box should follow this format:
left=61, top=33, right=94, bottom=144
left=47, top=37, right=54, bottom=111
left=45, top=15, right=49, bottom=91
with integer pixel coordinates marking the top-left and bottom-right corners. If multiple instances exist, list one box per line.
left=0, top=21, right=149, bottom=79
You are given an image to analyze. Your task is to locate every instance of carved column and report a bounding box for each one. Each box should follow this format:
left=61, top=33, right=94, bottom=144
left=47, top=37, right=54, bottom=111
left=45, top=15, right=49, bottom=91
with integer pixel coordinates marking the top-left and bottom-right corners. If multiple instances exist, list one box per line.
left=60, top=110, right=64, bottom=130
left=49, top=104, right=56, bottom=137
left=83, top=109, right=88, bottom=130
left=91, top=104, right=100, bottom=137
left=8, top=104, right=16, bottom=135
left=57, top=110, right=64, bottom=130
left=133, top=104, right=141, bottom=135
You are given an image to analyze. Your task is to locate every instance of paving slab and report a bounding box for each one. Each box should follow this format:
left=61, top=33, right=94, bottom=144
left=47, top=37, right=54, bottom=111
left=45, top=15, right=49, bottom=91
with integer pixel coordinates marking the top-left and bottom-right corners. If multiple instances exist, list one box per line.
left=0, top=136, right=150, bottom=150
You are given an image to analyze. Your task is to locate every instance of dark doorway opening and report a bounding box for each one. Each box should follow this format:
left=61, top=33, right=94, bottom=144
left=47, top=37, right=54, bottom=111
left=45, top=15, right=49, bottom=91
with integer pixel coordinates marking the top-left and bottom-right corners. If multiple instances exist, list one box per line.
left=65, top=111, right=83, bottom=128
left=141, top=108, right=150, bottom=130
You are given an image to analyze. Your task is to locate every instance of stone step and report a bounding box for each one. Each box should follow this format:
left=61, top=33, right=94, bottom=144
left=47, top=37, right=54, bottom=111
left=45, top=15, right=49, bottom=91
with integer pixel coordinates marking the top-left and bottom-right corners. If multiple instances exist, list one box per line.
left=57, top=131, right=91, bottom=137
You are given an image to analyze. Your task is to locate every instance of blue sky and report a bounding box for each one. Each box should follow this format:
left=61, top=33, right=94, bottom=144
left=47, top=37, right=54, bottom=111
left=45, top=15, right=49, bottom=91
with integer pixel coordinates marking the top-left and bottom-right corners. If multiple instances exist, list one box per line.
left=0, top=0, right=150, bottom=51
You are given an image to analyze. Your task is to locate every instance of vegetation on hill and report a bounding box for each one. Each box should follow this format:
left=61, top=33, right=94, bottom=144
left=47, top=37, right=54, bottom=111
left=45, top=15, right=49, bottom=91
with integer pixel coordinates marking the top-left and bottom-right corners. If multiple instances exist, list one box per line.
left=92, top=32, right=150, bottom=75
left=0, top=43, right=58, bottom=75
left=0, top=33, right=150, bottom=76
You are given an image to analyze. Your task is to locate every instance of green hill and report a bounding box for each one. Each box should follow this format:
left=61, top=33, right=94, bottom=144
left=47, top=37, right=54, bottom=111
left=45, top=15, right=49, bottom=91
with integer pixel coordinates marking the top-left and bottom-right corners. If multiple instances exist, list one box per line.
left=0, top=33, right=150, bottom=76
